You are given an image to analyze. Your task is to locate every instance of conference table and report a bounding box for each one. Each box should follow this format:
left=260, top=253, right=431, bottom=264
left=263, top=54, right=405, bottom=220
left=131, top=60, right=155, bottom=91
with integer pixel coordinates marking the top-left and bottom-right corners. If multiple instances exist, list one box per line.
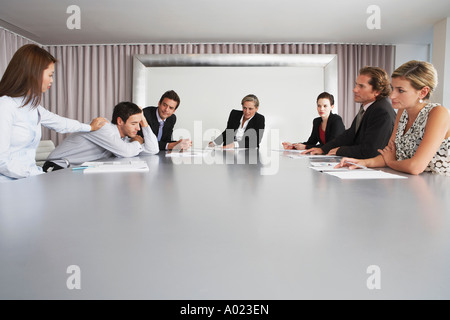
left=0, top=149, right=449, bottom=300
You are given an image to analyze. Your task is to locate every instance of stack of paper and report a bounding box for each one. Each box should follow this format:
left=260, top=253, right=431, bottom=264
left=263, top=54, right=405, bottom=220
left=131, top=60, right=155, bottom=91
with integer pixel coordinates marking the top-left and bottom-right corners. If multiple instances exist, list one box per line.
left=325, top=170, right=407, bottom=180
left=165, top=151, right=203, bottom=158
left=79, top=161, right=149, bottom=174
left=208, top=147, right=248, bottom=151
left=309, top=162, right=350, bottom=172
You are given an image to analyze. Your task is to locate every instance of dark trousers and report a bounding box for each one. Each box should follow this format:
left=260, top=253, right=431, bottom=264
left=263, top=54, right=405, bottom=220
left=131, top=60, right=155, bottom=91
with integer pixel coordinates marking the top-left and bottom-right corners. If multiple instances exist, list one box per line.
left=43, top=161, right=64, bottom=173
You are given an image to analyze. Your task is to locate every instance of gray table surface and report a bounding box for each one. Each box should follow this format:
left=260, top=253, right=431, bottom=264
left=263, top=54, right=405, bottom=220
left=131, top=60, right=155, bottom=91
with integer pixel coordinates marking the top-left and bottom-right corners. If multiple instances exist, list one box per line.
left=1, top=150, right=449, bottom=299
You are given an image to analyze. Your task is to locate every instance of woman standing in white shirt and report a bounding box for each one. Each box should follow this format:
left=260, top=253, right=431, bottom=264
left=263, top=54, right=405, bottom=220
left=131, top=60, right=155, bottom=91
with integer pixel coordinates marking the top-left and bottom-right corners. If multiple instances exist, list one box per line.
left=0, top=44, right=107, bottom=181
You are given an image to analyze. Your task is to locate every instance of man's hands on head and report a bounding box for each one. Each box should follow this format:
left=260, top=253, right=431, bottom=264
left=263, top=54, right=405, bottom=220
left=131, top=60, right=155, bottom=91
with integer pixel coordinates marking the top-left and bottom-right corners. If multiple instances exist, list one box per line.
left=139, top=110, right=149, bottom=128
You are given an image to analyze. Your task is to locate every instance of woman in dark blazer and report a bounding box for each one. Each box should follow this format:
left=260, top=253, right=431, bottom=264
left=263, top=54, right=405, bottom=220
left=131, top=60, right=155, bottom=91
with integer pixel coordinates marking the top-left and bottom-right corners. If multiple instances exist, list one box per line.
left=283, top=92, right=345, bottom=150
left=209, top=94, right=265, bottom=149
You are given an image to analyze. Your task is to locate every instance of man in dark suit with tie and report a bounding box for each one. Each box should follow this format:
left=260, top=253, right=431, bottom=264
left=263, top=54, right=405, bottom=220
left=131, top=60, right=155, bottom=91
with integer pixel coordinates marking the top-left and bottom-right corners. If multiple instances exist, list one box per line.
left=142, top=90, right=191, bottom=151
left=209, top=94, right=265, bottom=149
left=304, top=66, right=396, bottom=159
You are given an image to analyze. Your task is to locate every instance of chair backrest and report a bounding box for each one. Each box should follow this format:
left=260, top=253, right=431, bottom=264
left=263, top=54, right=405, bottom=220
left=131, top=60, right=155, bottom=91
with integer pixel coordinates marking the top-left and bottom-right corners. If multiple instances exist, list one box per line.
left=35, top=140, right=56, bottom=167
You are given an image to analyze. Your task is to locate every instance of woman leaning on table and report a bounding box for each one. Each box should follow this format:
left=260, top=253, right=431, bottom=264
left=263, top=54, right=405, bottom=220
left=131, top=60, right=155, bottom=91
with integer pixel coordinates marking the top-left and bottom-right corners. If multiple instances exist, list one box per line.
left=0, top=44, right=107, bottom=182
left=282, top=92, right=345, bottom=150
left=337, top=60, right=450, bottom=176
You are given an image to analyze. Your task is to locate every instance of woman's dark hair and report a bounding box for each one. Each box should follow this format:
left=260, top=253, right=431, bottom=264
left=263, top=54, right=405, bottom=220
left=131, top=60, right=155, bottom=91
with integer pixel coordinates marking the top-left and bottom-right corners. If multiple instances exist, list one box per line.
left=0, top=44, right=57, bottom=108
left=316, top=92, right=335, bottom=106
left=111, top=102, right=142, bottom=124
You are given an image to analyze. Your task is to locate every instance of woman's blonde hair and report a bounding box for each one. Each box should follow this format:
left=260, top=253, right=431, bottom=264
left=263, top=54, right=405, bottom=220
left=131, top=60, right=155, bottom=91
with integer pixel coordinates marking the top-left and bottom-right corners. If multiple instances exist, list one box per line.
left=391, top=60, right=438, bottom=100
left=241, top=94, right=259, bottom=108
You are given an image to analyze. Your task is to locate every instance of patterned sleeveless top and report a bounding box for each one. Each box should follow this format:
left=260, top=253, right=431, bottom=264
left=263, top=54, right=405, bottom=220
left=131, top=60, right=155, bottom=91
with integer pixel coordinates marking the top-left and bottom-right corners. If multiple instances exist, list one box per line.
left=395, top=103, right=450, bottom=176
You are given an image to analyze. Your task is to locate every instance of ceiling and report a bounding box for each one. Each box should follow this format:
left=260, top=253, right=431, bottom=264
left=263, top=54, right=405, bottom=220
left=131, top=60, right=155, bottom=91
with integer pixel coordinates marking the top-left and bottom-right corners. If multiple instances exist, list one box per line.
left=1, top=0, right=449, bottom=46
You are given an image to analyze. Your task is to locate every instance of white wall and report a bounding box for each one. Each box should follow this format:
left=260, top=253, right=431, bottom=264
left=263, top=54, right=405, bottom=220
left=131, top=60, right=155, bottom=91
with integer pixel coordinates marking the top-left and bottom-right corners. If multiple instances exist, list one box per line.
left=145, top=66, right=324, bottom=149
left=395, top=44, right=431, bottom=68
left=432, top=18, right=450, bottom=107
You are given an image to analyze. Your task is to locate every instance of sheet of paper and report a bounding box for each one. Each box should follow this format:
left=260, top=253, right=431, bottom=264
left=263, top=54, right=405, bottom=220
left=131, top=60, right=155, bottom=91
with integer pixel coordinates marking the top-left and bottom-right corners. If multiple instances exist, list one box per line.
left=80, top=161, right=122, bottom=166
left=223, top=148, right=248, bottom=151
left=272, top=149, right=307, bottom=153
left=190, top=148, right=214, bottom=153
left=325, top=170, right=408, bottom=179
left=82, top=161, right=149, bottom=174
left=165, top=151, right=203, bottom=157
left=309, top=162, right=341, bottom=167
left=309, top=162, right=354, bottom=172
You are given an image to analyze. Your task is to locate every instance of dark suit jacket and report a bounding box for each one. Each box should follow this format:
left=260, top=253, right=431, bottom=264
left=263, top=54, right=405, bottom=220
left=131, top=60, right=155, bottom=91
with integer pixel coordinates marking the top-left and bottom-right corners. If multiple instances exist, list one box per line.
left=321, top=97, right=396, bottom=159
left=303, top=113, right=345, bottom=149
left=214, top=109, right=265, bottom=148
left=142, top=106, right=176, bottom=151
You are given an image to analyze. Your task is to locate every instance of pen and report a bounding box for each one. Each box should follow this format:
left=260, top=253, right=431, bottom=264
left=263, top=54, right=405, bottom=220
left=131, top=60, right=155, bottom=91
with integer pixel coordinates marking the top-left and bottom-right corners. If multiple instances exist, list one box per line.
left=344, top=161, right=367, bottom=169
left=71, top=166, right=93, bottom=171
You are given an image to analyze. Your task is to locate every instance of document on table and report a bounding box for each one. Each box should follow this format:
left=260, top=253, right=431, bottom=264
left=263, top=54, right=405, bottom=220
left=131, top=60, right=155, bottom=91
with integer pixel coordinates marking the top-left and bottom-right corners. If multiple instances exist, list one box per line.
left=79, top=161, right=149, bottom=174
left=210, top=147, right=248, bottom=151
left=307, top=161, right=407, bottom=178
left=309, top=162, right=351, bottom=171
left=310, top=162, right=341, bottom=167
left=165, top=151, right=203, bottom=157
left=325, top=170, right=407, bottom=179
left=191, top=148, right=214, bottom=153
left=223, top=148, right=248, bottom=151
left=272, top=149, right=307, bottom=153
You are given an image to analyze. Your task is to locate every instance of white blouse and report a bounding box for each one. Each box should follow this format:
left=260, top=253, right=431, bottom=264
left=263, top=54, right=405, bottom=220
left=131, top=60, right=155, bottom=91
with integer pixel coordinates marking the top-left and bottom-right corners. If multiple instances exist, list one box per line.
left=233, top=115, right=254, bottom=148
left=0, top=96, right=91, bottom=181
